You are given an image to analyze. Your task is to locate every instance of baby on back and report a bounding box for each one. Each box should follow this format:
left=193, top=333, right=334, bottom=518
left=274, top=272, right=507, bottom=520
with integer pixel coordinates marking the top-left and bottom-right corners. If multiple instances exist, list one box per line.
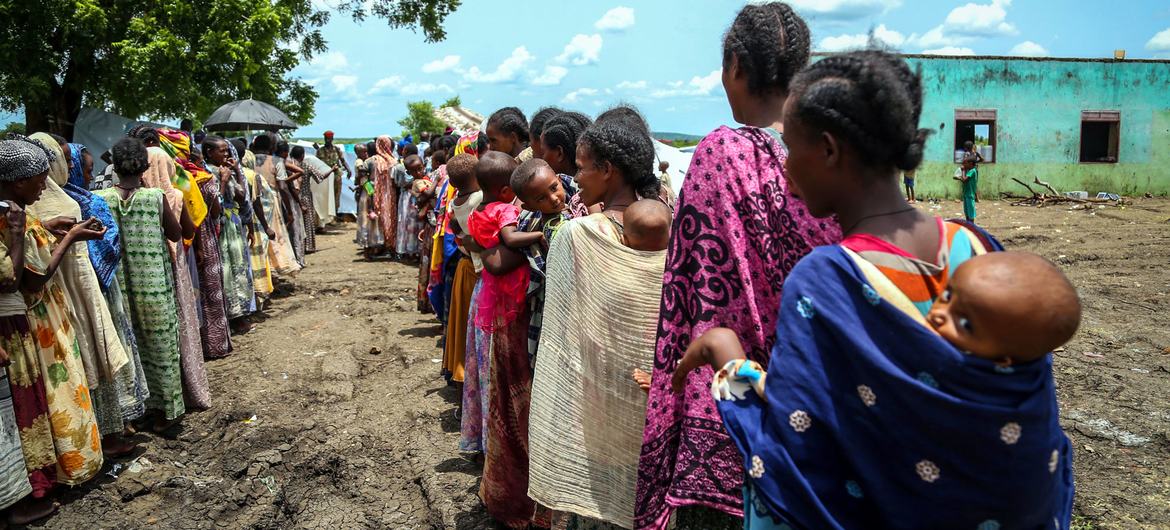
left=927, top=251, right=1082, bottom=366
left=622, top=199, right=671, bottom=252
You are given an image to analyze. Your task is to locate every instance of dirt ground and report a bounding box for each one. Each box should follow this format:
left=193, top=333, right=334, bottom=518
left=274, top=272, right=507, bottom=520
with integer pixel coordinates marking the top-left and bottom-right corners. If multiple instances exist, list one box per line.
left=23, top=198, right=1170, bottom=529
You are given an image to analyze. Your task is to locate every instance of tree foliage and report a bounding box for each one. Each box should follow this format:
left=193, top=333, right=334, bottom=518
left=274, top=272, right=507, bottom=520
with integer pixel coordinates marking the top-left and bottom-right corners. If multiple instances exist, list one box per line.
left=397, top=101, right=446, bottom=138
left=0, top=0, right=460, bottom=136
left=441, top=95, right=462, bottom=109
left=2, top=122, right=24, bottom=136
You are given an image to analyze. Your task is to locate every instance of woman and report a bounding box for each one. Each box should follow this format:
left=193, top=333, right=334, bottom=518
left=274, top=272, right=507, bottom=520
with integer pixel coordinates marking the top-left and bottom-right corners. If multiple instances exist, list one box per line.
left=275, top=142, right=307, bottom=265
left=527, top=112, right=668, bottom=529
left=393, top=145, right=421, bottom=259
left=372, top=137, right=399, bottom=249
left=673, top=50, right=1073, bottom=529
left=189, top=140, right=233, bottom=358
left=635, top=5, right=841, bottom=529
left=1, top=134, right=107, bottom=489
left=142, top=145, right=210, bottom=411
left=250, top=136, right=301, bottom=276
left=203, top=137, right=256, bottom=331
left=64, top=142, right=150, bottom=448
left=486, top=107, right=531, bottom=162
left=98, top=137, right=187, bottom=430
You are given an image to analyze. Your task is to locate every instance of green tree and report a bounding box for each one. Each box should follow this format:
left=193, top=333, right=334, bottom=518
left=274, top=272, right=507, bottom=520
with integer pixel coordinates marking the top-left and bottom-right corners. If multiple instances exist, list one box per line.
left=441, top=95, right=462, bottom=108
left=0, top=0, right=460, bottom=138
left=1, top=122, right=24, bottom=136
left=397, top=101, right=446, bottom=138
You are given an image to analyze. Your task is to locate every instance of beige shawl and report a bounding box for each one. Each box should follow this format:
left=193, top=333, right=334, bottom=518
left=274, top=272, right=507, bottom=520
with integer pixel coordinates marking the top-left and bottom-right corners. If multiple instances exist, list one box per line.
left=527, top=214, right=666, bottom=528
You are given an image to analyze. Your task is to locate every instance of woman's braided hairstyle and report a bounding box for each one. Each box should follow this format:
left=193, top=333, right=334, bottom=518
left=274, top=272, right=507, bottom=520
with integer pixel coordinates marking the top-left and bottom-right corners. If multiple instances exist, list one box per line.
left=529, top=107, right=562, bottom=141
left=722, top=2, right=810, bottom=96
left=789, top=50, right=932, bottom=172
left=111, top=137, right=150, bottom=178
left=580, top=105, right=659, bottom=198
left=487, top=106, right=530, bottom=144
left=540, top=111, right=592, bottom=172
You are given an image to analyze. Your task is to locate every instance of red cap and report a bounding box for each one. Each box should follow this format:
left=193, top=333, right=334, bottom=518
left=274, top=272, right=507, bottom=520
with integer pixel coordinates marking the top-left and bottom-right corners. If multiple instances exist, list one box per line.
left=324, top=130, right=334, bottom=138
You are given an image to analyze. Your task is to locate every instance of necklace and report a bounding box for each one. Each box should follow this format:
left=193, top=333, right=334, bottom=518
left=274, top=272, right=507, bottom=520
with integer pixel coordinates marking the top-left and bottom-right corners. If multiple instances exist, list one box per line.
left=841, top=206, right=917, bottom=235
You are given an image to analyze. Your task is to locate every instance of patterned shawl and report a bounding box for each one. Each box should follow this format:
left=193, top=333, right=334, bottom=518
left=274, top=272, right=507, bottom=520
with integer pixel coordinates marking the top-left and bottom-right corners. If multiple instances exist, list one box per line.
left=157, top=129, right=209, bottom=227
left=372, top=135, right=399, bottom=243
left=64, top=143, right=121, bottom=290
left=635, top=126, right=841, bottom=529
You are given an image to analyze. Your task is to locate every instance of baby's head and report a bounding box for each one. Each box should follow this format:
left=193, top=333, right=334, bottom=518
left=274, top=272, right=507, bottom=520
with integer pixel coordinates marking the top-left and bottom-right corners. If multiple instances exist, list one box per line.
left=475, top=151, right=519, bottom=203
left=927, top=252, right=1081, bottom=366
left=446, top=154, right=479, bottom=193
left=511, top=159, right=566, bottom=215
left=623, top=199, right=672, bottom=252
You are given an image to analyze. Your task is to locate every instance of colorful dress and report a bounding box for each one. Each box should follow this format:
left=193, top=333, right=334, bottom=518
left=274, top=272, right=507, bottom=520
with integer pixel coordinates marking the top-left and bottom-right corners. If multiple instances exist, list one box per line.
left=21, top=217, right=104, bottom=485
left=715, top=221, right=1074, bottom=529
left=195, top=176, right=233, bottom=358
left=253, top=155, right=301, bottom=275
left=467, top=202, right=529, bottom=332
left=356, top=158, right=385, bottom=252
left=244, top=167, right=274, bottom=299
left=457, top=278, right=491, bottom=454
left=97, top=188, right=186, bottom=421
left=394, top=164, right=421, bottom=256
left=371, top=138, right=399, bottom=249
left=212, top=163, right=257, bottom=319
left=635, top=126, right=841, bottom=530
left=0, top=222, right=54, bottom=498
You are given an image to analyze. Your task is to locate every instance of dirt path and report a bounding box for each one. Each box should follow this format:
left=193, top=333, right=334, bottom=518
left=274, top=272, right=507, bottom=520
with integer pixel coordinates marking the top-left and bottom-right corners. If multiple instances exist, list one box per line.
left=43, top=227, right=486, bottom=529
left=32, top=198, right=1170, bottom=529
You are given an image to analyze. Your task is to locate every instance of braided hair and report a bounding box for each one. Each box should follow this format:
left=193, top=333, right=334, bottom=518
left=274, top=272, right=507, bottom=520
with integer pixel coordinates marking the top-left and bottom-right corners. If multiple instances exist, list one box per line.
left=788, top=50, right=932, bottom=172
left=529, top=107, right=563, bottom=140
left=487, top=107, right=530, bottom=144
left=723, top=2, right=810, bottom=96
left=431, top=133, right=457, bottom=155
left=595, top=105, right=649, bottom=132
left=579, top=111, right=659, bottom=199
left=540, top=111, right=592, bottom=173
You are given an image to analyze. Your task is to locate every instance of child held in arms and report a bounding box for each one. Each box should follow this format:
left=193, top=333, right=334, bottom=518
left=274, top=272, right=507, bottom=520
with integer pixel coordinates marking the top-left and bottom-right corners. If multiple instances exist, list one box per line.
left=465, top=152, right=533, bottom=332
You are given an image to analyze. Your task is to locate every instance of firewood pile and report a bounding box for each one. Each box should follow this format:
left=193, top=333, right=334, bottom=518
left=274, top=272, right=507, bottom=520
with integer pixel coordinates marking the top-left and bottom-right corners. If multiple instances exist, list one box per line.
left=1000, top=178, right=1124, bottom=208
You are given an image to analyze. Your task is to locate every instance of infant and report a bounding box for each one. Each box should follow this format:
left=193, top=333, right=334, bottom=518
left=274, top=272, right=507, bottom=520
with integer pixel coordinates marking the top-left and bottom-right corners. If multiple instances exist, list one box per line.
left=927, top=251, right=1082, bottom=366
left=622, top=199, right=671, bottom=252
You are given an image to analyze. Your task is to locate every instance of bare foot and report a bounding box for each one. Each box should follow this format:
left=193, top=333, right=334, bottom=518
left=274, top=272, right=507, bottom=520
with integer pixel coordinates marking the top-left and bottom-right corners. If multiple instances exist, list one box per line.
left=7, top=495, right=57, bottom=525
left=633, top=368, right=652, bottom=394
left=102, top=433, right=137, bottom=458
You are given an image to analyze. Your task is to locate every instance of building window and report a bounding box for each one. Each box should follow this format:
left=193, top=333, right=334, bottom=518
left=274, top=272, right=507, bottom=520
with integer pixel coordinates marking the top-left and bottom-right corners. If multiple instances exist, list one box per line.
left=954, top=109, right=996, bottom=163
left=1080, top=111, right=1120, bottom=163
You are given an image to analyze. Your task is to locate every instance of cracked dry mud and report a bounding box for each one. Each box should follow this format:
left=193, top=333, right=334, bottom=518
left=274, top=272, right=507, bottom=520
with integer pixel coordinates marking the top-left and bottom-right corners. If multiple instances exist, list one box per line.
left=35, top=198, right=1170, bottom=529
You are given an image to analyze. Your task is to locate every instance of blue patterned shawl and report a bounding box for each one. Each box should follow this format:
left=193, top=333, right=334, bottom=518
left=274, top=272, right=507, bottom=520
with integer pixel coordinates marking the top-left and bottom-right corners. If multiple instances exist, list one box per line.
left=717, top=240, right=1075, bottom=529
left=65, top=143, right=121, bottom=290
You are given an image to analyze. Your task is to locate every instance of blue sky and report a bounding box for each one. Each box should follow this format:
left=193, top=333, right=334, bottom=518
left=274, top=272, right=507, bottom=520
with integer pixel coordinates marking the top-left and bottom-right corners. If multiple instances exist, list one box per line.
left=7, top=0, right=1170, bottom=138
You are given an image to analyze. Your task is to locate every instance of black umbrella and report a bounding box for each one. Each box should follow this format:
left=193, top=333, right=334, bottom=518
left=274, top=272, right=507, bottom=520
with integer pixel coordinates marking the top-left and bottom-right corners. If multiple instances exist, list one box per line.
left=203, top=98, right=298, bottom=131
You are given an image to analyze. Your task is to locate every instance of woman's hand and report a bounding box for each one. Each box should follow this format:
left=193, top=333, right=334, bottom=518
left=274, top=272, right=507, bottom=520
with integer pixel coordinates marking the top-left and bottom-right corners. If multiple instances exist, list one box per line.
left=42, top=216, right=76, bottom=238
left=0, top=344, right=9, bottom=367
left=67, top=218, right=108, bottom=241
left=672, top=328, right=746, bottom=393
left=633, top=368, right=652, bottom=394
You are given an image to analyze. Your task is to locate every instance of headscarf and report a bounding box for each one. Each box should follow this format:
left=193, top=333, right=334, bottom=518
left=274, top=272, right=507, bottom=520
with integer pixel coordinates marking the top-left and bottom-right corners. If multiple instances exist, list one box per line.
left=0, top=134, right=52, bottom=180
left=64, top=143, right=120, bottom=290
left=157, top=128, right=210, bottom=227
left=26, top=132, right=83, bottom=223
left=454, top=131, right=481, bottom=158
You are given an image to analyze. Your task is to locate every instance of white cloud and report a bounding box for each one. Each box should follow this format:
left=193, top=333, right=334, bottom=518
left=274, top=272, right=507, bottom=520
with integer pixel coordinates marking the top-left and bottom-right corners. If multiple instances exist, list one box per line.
left=651, top=70, right=722, bottom=98
left=616, top=80, right=647, bottom=90
left=1008, top=40, right=1049, bottom=56
left=921, top=46, right=975, bottom=56
left=532, top=66, right=568, bottom=86
left=562, top=88, right=599, bottom=104
left=556, top=34, right=603, bottom=66
left=421, top=55, right=461, bottom=74
left=463, top=47, right=534, bottom=83
left=310, top=51, right=350, bottom=73
left=330, top=75, right=358, bottom=92
left=595, top=7, right=635, bottom=31
left=784, top=0, right=901, bottom=21
left=944, top=0, right=1016, bottom=37
left=818, top=24, right=906, bottom=51
left=1147, top=27, right=1170, bottom=51
left=368, top=76, right=454, bottom=96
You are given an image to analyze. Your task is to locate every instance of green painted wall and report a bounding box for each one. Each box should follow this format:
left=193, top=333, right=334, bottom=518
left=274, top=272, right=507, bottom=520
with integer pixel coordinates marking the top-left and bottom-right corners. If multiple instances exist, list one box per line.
left=900, top=56, right=1170, bottom=198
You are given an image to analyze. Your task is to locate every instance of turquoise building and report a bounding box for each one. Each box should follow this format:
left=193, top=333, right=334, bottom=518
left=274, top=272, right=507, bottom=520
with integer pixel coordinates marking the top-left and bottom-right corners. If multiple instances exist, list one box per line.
left=897, top=54, right=1170, bottom=198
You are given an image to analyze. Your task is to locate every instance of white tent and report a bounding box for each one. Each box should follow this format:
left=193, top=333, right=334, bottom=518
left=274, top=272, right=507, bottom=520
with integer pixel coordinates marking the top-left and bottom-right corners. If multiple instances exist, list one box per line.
left=652, top=140, right=692, bottom=197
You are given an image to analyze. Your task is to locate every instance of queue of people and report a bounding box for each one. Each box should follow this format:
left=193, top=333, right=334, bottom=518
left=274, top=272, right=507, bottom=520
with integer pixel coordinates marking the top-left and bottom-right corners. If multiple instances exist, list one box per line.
left=0, top=124, right=315, bottom=524
left=362, top=3, right=1080, bottom=530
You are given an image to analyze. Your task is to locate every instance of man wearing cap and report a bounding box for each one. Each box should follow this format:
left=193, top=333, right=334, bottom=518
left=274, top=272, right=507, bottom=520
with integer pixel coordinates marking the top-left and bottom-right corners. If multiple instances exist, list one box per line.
left=317, top=131, right=349, bottom=216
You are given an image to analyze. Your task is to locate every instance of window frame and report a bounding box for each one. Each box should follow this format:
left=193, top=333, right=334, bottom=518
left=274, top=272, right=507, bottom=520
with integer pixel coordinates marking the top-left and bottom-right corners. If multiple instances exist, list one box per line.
left=954, top=109, right=998, bottom=164
left=1079, top=110, right=1120, bottom=164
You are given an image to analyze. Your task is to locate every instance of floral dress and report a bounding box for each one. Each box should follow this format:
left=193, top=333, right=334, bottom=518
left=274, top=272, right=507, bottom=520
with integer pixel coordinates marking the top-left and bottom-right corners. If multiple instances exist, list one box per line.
left=21, top=217, right=104, bottom=485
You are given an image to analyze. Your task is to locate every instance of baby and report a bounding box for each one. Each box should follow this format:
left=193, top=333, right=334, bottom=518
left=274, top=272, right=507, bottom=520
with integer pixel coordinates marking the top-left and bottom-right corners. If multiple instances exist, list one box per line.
left=507, top=158, right=568, bottom=252
left=622, top=199, right=671, bottom=252
left=926, top=251, right=1082, bottom=366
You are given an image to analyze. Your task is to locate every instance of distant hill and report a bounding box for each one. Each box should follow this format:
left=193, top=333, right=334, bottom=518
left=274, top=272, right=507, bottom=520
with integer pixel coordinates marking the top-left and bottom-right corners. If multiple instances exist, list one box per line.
left=652, top=131, right=703, bottom=142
